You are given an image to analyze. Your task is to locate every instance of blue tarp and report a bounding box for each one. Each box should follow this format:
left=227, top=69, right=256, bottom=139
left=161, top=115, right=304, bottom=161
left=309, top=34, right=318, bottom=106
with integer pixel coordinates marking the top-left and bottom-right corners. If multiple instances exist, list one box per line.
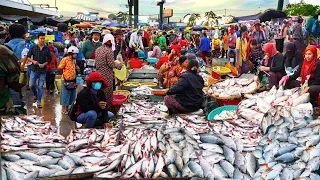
left=102, top=22, right=120, bottom=27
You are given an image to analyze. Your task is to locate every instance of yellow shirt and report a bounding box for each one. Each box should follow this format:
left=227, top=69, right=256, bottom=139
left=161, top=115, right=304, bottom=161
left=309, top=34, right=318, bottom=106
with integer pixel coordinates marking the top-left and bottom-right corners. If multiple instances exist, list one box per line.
left=212, top=39, right=221, bottom=50
left=236, top=37, right=247, bottom=66
left=58, top=56, right=76, bottom=80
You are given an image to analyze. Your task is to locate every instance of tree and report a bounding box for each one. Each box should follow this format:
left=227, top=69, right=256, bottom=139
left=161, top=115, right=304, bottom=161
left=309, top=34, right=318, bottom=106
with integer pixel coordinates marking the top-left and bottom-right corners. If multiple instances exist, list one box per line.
left=116, top=12, right=129, bottom=24
left=284, top=1, right=320, bottom=16
left=202, top=11, right=222, bottom=27
left=184, top=13, right=201, bottom=27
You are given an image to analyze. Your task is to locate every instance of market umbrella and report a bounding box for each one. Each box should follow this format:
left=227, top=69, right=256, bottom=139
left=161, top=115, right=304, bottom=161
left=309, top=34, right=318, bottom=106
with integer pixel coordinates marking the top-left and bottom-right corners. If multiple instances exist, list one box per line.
left=260, top=9, right=287, bottom=22
left=203, top=26, right=214, bottom=30
left=192, top=25, right=203, bottom=31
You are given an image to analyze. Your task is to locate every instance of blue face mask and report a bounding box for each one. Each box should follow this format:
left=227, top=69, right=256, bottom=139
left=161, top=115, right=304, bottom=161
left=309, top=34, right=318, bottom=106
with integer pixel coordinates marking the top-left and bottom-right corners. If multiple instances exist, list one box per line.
left=92, top=82, right=102, bottom=90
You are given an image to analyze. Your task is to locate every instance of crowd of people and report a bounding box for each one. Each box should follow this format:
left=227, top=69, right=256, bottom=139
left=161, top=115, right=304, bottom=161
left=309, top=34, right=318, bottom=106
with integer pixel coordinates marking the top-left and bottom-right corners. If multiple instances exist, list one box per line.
left=1, top=15, right=320, bottom=126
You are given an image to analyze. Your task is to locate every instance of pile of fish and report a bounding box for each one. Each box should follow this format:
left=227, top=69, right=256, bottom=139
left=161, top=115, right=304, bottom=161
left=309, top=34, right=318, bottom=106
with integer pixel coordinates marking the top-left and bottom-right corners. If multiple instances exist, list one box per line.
left=253, top=117, right=320, bottom=179
left=208, top=77, right=258, bottom=98
left=209, top=119, right=262, bottom=149
left=130, top=85, right=153, bottom=96
left=66, top=127, right=119, bottom=152
left=213, top=109, right=237, bottom=120
left=1, top=116, right=66, bottom=152
left=1, top=148, right=92, bottom=180
left=119, top=101, right=164, bottom=116
left=239, top=86, right=313, bottom=132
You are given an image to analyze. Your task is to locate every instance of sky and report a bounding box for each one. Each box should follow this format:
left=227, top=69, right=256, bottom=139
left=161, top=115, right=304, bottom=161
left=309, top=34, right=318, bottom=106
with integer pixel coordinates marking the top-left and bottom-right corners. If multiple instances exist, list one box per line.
left=26, top=0, right=319, bottom=21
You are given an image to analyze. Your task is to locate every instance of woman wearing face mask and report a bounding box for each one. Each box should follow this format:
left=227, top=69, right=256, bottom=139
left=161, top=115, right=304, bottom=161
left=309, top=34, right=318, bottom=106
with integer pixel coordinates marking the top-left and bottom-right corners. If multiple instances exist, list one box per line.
left=74, top=72, right=112, bottom=128
left=284, top=42, right=304, bottom=69
left=164, top=59, right=204, bottom=114
left=95, top=34, right=123, bottom=111
left=259, top=43, right=286, bottom=89
left=81, top=28, right=102, bottom=59
left=58, top=46, right=80, bottom=114
left=279, top=45, right=320, bottom=107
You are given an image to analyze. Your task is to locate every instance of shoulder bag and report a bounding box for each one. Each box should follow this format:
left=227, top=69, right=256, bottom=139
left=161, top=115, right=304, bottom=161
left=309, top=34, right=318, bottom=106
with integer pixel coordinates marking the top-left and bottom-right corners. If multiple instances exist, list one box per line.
left=63, top=59, right=77, bottom=90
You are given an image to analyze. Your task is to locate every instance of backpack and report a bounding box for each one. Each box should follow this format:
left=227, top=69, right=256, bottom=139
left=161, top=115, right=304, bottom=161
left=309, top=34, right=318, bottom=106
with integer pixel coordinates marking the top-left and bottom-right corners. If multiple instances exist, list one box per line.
left=228, top=34, right=236, bottom=49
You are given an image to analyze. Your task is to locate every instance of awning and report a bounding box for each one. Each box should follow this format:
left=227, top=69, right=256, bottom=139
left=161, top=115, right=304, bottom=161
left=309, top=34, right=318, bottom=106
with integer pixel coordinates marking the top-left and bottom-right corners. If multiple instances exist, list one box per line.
left=73, top=14, right=93, bottom=22
left=0, top=14, right=29, bottom=21
left=234, top=13, right=261, bottom=22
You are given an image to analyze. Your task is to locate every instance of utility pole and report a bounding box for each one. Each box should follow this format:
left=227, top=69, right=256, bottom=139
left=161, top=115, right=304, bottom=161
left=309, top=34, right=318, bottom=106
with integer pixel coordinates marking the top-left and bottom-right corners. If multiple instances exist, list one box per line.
left=277, top=0, right=284, bottom=11
left=157, top=0, right=165, bottom=30
left=128, top=0, right=133, bottom=27
left=133, top=0, right=139, bottom=29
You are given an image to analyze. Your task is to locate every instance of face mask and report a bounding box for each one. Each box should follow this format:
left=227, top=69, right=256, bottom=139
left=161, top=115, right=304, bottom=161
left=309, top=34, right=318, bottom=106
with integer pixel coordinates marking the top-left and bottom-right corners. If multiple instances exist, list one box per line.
left=92, top=39, right=99, bottom=43
left=92, top=82, right=102, bottom=90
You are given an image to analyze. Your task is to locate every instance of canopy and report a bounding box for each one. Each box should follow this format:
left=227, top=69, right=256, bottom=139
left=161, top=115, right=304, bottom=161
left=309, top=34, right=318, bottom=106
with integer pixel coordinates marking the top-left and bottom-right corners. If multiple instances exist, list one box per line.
left=203, top=26, right=214, bottom=30
left=234, top=13, right=261, bottom=22
left=73, top=14, right=94, bottom=22
left=260, top=9, right=287, bottom=22
left=0, top=15, right=80, bottom=26
left=192, top=25, right=203, bottom=31
left=102, top=22, right=120, bottom=27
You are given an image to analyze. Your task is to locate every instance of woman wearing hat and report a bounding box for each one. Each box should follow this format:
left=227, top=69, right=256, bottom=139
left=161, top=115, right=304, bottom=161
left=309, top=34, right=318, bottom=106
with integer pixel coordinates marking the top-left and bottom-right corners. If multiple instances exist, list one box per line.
left=95, top=34, right=123, bottom=111
left=252, top=22, right=266, bottom=48
left=58, top=46, right=79, bottom=114
left=114, top=29, right=126, bottom=61
left=73, top=72, right=111, bottom=128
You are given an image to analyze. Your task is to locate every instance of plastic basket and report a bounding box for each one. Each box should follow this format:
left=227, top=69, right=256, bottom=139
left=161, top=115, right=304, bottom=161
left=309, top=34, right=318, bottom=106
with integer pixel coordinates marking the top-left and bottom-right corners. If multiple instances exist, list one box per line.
left=147, top=58, right=159, bottom=63
left=217, top=99, right=241, bottom=106
left=207, top=105, right=237, bottom=121
left=113, top=90, right=130, bottom=97
left=112, top=94, right=127, bottom=106
left=140, top=82, right=157, bottom=87
left=123, top=82, right=141, bottom=87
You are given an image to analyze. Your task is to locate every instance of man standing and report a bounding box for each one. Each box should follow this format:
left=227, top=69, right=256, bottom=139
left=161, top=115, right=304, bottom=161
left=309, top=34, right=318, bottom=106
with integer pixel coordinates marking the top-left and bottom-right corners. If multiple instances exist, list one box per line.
left=6, top=24, right=26, bottom=60
left=159, top=31, right=167, bottom=51
left=128, top=29, right=144, bottom=58
left=27, top=33, right=52, bottom=108
left=199, top=32, right=211, bottom=64
left=81, top=28, right=102, bottom=59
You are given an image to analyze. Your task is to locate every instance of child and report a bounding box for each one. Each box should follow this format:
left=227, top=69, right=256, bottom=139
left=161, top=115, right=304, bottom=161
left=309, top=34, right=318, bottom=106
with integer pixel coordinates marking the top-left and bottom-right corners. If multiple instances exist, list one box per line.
left=212, top=33, right=221, bottom=58
left=46, top=46, right=58, bottom=94
left=249, top=39, right=262, bottom=74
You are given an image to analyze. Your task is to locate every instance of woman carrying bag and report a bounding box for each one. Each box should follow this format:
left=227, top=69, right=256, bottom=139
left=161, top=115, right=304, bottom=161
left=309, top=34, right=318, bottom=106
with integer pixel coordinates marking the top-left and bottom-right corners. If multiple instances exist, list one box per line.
left=58, top=46, right=79, bottom=114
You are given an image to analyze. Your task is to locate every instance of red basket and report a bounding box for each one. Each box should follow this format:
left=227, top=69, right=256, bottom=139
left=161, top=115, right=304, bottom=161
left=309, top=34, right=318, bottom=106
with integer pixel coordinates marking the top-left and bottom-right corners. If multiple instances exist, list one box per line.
left=211, top=70, right=221, bottom=80
left=112, top=94, right=127, bottom=106
left=130, top=58, right=143, bottom=69
left=218, top=99, right=241, bottom=106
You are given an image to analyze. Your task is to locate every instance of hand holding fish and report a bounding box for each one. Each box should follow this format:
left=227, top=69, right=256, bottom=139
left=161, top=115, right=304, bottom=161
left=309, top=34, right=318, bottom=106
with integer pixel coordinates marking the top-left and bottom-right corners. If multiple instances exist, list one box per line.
left=259, top=66, right=270, bottom=72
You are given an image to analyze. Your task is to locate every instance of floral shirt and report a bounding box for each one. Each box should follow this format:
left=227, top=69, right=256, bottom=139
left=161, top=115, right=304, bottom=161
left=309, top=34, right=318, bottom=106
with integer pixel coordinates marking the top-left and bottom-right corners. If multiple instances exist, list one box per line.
left=58, top=56, right=76, bottom=80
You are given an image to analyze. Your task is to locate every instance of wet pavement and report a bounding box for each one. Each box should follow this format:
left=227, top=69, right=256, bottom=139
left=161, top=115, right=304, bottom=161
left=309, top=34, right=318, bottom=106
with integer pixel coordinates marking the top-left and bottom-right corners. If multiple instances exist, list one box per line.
left=24, top=89, right=74, bottom=138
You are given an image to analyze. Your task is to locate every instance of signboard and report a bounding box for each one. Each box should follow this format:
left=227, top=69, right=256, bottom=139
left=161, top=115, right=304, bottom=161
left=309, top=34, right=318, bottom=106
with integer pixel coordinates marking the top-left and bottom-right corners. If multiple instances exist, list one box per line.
left=163, top=9, right=173, bottom=18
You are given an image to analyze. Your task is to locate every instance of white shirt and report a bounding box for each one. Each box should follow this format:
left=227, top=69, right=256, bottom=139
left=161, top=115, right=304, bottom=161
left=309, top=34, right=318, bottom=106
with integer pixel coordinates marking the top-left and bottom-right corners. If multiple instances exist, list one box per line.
left=129, top=32, right=144, bottom=50
left=21, top=48, right=31, bottom=65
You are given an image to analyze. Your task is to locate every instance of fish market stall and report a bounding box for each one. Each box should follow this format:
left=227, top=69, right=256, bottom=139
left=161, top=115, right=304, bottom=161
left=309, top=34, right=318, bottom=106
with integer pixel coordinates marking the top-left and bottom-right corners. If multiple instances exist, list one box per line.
left=208, top=74, right=260, bottom=106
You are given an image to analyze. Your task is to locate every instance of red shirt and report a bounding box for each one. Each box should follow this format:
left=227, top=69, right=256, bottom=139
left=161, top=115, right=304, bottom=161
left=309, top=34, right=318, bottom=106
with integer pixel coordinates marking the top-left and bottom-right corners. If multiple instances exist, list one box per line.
left=46, top=55, right=57, bottom=72
left=155, top=55, right=169, bottom=69
left=180, top=39, right=187, bottom=48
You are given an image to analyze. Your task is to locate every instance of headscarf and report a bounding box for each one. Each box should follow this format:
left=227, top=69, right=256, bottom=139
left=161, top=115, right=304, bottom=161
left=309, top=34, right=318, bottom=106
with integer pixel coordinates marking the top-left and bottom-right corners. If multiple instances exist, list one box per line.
left=263, top=43, right=279, bottom=66
left=301, top=45, right=318, bottom=84
left=102, top=34, right=115, bottom=51
left=286, top=42, right=295, bottom=59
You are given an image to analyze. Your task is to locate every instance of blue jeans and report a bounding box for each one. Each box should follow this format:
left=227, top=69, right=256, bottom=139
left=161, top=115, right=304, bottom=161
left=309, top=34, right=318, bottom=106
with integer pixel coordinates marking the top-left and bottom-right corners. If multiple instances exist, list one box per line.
left=26, top=65, right=32, bottom=78
left=77, top=110, right=114, bottom=128
left=29, top=71, right=46, bottom=103
left=144, top=48, right=149, bottom=59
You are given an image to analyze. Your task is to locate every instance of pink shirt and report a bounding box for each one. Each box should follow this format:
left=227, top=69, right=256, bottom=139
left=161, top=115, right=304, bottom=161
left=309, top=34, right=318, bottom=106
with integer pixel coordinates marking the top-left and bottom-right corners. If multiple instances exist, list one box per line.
left=151, top=45, right=161, bottom=59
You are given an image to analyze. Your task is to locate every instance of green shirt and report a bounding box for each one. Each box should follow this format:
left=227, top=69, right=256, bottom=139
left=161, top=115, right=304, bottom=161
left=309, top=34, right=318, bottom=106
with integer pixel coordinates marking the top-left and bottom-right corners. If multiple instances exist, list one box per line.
left=159, top=36, right=166, bottom=49
left=81, top=40, right=102, bottom=59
